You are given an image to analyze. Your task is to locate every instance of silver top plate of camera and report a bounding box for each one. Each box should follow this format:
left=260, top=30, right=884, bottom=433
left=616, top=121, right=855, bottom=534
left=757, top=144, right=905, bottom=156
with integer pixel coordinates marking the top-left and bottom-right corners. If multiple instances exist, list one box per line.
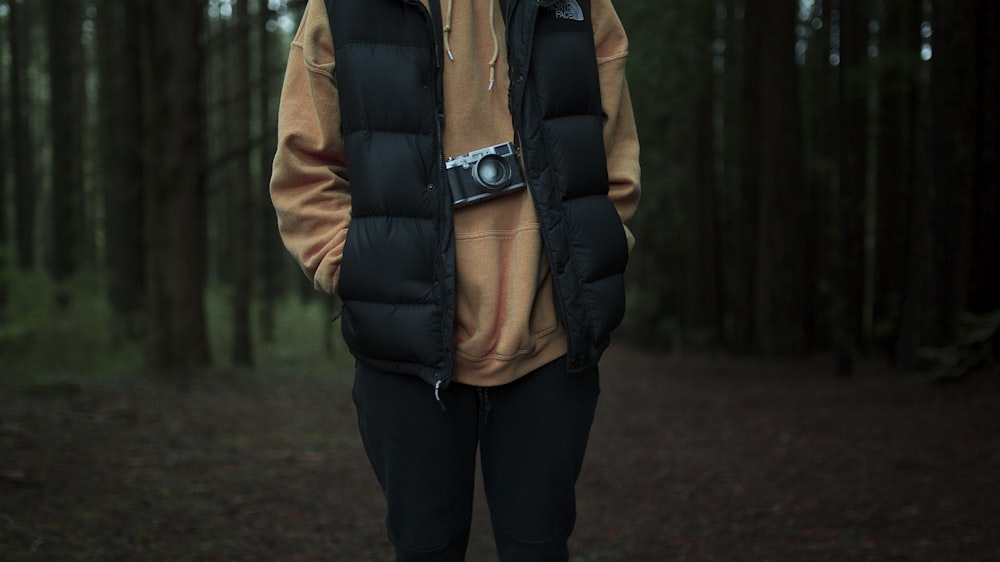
left=446, top=142, right=526, bottom=207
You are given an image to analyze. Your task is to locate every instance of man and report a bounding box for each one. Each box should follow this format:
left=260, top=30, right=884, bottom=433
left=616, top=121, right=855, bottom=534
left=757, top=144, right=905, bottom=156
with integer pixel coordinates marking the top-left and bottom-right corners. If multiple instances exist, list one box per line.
left=270, top=0, right=640, bottom=559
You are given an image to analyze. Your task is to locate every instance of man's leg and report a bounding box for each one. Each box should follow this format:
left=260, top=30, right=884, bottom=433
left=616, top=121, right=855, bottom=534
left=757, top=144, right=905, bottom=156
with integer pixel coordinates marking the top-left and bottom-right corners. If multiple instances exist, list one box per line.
left=479, top=356, right=600, bottom=562
left=353, top=362, right=481, bottom=561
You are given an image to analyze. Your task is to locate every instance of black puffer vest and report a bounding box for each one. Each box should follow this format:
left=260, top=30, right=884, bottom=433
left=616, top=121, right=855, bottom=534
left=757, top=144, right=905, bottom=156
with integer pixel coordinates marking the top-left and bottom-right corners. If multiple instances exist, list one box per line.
left=325, top=0, right=628, bottom=389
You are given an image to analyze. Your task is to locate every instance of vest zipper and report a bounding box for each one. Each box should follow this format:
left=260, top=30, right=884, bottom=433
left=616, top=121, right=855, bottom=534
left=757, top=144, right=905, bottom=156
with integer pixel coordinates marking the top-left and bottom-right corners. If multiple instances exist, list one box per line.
left=425, top=0, right=448, bottom=257
left=505, top=2, right=582, bottom=368
left=419, top=0, right=454, bottom=396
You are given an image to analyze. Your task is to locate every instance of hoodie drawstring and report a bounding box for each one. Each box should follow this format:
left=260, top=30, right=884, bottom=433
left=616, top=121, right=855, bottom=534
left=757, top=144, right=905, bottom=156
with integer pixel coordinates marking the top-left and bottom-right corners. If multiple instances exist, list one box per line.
left=487, top=0, right=498, bottom=90
left=443, top=0, right=455, bottom=60
left=442, top=0, right=501, bottom=91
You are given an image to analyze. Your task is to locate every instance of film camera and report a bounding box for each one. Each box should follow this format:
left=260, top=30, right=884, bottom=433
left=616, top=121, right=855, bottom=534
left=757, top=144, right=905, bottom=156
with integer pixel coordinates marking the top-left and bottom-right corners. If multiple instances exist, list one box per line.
left=445, top=142, right=526, bottom=207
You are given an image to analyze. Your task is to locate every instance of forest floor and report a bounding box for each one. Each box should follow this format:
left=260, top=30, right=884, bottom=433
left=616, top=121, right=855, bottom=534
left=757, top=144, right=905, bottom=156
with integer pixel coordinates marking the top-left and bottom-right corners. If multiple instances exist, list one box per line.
left=1, top=345, right=999, bottom=561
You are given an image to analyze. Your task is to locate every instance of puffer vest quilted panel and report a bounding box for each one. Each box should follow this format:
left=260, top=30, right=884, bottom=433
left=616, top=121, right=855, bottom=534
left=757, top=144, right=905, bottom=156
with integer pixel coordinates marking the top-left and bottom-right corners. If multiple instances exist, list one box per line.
left=507, top=0, right=629, bottom=371
left=326, top=0, right=454, bottom=386
left=326, top=0, right=628, bottom=384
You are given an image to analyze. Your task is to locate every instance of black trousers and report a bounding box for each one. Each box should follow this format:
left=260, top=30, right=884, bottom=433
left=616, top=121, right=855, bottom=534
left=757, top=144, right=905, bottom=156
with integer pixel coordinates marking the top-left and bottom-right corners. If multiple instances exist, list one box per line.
left=352, top=356, right=600, bottom=562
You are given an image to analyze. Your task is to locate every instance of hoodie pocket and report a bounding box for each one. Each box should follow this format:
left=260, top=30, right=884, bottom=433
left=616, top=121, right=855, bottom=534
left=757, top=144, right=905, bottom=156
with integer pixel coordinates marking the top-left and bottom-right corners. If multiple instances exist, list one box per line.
left=453, top=224, right=558, bottom=362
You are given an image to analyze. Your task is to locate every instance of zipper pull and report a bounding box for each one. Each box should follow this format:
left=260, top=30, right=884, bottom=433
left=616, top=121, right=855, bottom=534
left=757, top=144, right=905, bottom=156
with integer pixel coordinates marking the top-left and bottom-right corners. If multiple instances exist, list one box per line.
left=435, top=379, right=448, bottom=412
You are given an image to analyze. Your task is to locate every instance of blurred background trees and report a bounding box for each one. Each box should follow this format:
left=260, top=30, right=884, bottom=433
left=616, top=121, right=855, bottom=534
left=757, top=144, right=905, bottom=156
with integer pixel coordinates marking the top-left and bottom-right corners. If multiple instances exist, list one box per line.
left=0, top=0, right=996, bottom=379
left=617, top=0, right=998, bottom=377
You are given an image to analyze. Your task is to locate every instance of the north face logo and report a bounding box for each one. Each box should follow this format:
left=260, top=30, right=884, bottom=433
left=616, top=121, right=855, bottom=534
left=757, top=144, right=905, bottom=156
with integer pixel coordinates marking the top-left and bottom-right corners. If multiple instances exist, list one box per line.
left=553, top=0, right=584, bottom=21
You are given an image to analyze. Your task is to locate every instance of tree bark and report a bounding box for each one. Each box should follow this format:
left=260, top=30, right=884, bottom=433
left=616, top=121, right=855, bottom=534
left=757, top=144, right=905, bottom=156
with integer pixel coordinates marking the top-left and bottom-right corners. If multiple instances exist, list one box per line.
left=875, top=0, right=921, bottom=355
left=800, top=0, right=835, bottom=352
left=896, top=1, right=977, bottom=370
left=139, top=0, right=212, bottom=372
left=970, top=1, right=1000, bottom=319
left=724, top=0, right=754, bottom=352
left=744, top=0, right=806, bottom=355
left=258, top=5, right=280, bottom=345
left=680, top=0, right=721, bottom=349
left=99, top=0, right=146, bottom=339
left=925, top=1, right=975, bottom=345
left=833, top=0, right=869, bottom=363
left=0, top=4, right=8, bottom=310
left=230, top=0, right=254, bottom=367
left=47, top=0, right=86, bottom=304
left=9, top=0, right=37, bottom=271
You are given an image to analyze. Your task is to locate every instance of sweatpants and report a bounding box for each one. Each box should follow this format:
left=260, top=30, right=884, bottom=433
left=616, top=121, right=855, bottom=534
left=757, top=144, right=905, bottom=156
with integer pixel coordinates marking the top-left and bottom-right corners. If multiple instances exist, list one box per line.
left=352, top=355, right=600, bottom=562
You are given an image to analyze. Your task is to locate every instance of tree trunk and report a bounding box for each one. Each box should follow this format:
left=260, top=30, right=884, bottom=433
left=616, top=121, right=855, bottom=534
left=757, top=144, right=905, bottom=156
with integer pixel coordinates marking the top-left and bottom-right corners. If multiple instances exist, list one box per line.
left=970, top=1, right=1000, bottom=320
left=0, top=4, right=8, bottom=310
left=47, top=0, right=86, bottom=305
left=139, top=0, right=212, bottom=373
left=833, top=0, right=869, bottom=363
left=230, top=0, right=254, bottom=367
left=744, top=0, right=806, bottom=355
left=680, top=0, right=721, bottom=349
left=875, top=0, right=921, bottom=355
left=800, top=0, right=835, bottom=352
left=9, top=0, right=37, bottom=271
left=925, top=2, right=975, bottom=345
left=724, top=0, right=754, bottom=352
left=99, top=0, right=146, bottom=339
left=258, top=5, right=279, bottom=345
left=896, top=1, right=976, bottom=371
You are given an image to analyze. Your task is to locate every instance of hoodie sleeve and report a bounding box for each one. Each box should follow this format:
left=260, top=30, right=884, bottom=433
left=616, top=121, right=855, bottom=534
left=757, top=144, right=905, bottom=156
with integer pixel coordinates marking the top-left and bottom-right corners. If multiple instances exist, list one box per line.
left=269, top=0, right=350, bottom=294
left=592, top=0, right=641, bottom=251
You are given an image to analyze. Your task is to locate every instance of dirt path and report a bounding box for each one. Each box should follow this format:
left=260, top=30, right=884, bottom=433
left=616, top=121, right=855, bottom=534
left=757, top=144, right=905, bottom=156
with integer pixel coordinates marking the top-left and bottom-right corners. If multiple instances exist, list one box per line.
left=2, top=346, right=998, bottom=561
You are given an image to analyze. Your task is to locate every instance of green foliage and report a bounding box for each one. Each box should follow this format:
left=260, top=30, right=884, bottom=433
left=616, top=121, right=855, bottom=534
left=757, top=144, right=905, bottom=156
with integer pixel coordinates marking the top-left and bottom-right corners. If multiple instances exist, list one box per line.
left=0, top=267, right=143, bottom=385
left=0, top=268, right=350, bottom=387
left=256, top=293, right=348, bottom=373
left=204, top=285, right=349, bottom=376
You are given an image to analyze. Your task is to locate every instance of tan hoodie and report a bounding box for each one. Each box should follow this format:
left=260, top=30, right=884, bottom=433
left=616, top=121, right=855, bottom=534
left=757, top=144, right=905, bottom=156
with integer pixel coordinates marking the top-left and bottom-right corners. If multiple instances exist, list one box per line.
left=270, top=0, right=640, bottom=387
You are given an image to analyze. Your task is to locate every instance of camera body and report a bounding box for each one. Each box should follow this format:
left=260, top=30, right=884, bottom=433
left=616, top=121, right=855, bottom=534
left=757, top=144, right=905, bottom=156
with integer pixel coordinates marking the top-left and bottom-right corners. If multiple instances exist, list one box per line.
left=445, top=142, right=526, bottom=207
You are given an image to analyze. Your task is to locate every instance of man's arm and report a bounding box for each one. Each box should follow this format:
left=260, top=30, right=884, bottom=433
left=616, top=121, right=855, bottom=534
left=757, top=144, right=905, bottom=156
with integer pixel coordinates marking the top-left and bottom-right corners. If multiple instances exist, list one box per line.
left=593, top=0, right=641, bottom=251
left=270, top=0, right=351, bottom=294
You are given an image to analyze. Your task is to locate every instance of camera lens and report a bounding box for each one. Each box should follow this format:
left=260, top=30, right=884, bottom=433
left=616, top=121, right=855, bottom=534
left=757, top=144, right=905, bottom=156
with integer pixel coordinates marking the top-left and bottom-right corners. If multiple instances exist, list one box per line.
left=474, top=155, right=510, bottom=190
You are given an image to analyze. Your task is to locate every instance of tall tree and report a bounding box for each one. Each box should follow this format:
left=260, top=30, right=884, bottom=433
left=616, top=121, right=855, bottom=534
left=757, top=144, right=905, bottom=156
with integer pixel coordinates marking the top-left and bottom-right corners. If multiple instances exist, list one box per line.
left=230, top=0, right=254, bottom=367
left=896, top=1, right=977, bottom=369
left=970, top=1, right=1000, bottom=325
left=9, top=0, right=37, bottom=271
left=139, top=0, right=211, bottom=372
left=925, top=1, right=975, bottom=344
left=800, top=0, right=836, bottom=351
left=874, top=0, right=921, bottom=355
left=99, top=0, right=145, bottom=338
left=204, top=6, right=231, bottom=288
left=258, top=4, right=280, bottom=344
left=677, top=0, right=721, bottom=349
left=833, top=0, right=869, bottom=361
left=743, top=0, right=807, bottom=354
left=0, top=2, right=9, bottom=309
left=47, top=0, right=86, bottom=304
left=723, top=0, right=755, bottom=352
